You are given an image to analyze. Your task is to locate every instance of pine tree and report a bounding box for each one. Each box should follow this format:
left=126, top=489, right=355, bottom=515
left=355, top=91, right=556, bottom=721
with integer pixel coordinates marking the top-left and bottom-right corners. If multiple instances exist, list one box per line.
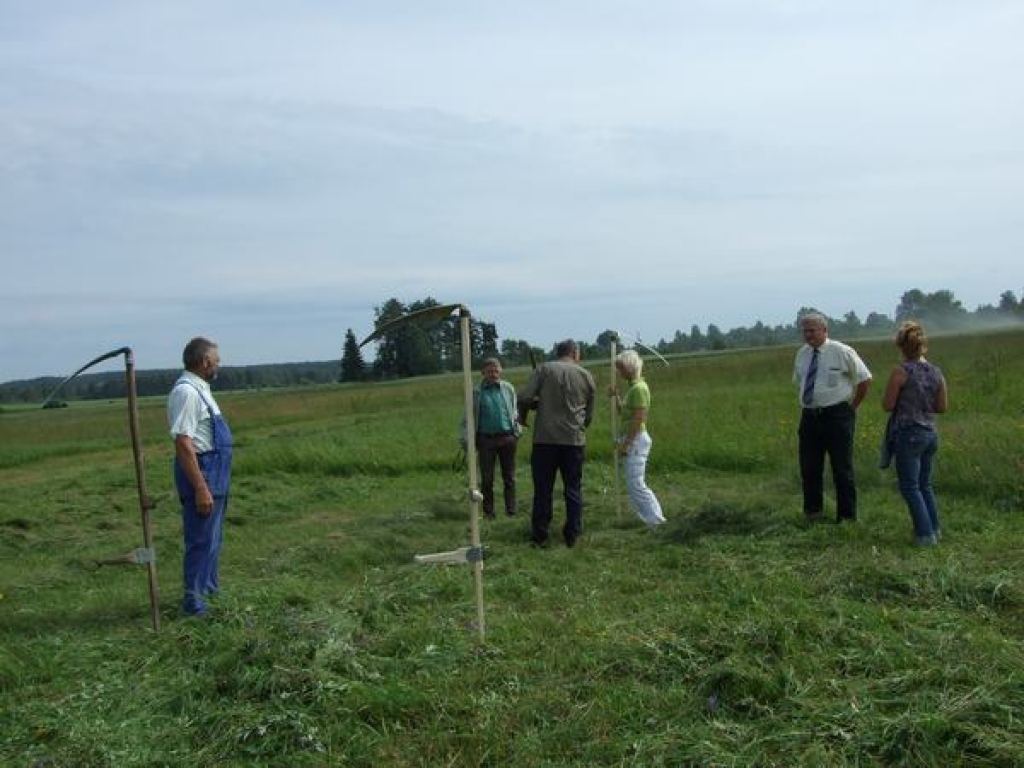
left=340, top=328, right=366, bottom=382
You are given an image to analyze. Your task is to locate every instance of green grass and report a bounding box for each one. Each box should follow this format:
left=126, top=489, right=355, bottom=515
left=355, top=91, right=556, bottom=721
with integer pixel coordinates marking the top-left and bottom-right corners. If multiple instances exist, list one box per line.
left=2, top=329, right=1024, bottom=766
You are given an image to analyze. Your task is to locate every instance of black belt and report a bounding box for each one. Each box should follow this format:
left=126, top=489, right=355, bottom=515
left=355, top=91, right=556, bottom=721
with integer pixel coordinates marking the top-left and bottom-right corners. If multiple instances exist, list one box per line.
left=480, top=431, right=514, bottom=438
left=803, top=402, right=849, bottom=416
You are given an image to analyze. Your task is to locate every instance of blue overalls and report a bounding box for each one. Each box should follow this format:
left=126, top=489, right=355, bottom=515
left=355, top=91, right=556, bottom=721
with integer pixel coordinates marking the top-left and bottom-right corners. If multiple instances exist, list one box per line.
left=173, top=384, right=233, bottom=616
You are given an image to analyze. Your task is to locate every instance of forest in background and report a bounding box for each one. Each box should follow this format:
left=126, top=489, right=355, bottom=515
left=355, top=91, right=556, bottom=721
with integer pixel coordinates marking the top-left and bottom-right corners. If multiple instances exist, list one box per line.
left=2, top=287, right=1021, bottom=405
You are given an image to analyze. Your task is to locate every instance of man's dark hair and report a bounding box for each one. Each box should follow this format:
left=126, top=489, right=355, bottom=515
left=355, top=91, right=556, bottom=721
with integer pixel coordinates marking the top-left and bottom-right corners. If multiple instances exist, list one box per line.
left=555, top=339, right=578, bottom=358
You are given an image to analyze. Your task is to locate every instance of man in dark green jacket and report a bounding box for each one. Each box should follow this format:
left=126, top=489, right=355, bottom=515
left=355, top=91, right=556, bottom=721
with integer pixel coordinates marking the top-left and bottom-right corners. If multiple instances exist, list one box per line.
left=464, top=358, right=521, bottom=519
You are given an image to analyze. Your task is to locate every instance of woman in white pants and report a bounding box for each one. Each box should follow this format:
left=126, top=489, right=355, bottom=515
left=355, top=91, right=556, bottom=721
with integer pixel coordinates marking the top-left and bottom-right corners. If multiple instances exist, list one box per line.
left=614, top=349, right=666, bottom=527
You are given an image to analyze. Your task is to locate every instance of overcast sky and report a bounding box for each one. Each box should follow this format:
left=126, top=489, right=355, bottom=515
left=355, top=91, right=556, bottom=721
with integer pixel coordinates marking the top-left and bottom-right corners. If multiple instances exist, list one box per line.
left=2, top=1, right=1022, bottom=382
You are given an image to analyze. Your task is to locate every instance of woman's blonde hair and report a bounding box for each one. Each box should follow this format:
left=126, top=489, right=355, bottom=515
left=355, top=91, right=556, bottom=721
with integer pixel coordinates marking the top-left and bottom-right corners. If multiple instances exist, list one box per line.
left=615, top=349, right=644, bottom=378
left=896, top=320, right=928, bottom=359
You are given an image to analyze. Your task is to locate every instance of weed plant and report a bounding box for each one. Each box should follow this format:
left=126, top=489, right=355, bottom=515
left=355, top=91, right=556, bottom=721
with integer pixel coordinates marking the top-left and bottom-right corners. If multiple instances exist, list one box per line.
left=1, top=329, right=1023, bottom=766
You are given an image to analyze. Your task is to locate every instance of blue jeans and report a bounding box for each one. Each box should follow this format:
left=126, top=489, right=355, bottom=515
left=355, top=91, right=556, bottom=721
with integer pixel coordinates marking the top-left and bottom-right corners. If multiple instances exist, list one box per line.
left=892, top=425, right=940, bottom=544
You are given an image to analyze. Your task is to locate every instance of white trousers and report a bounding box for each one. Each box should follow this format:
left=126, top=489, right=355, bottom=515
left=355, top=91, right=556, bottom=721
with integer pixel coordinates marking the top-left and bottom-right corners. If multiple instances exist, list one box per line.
left=624, top=431, right=665, bottom=526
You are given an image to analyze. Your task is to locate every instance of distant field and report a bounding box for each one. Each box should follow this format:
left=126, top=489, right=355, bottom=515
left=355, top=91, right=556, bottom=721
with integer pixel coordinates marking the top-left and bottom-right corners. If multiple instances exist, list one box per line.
left=1, top=328, right=1023, bottom=766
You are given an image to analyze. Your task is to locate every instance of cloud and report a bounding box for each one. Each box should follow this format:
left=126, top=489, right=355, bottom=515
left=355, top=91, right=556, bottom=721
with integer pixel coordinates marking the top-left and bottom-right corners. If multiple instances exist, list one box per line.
left=1, top=2, right=1022, bottom=381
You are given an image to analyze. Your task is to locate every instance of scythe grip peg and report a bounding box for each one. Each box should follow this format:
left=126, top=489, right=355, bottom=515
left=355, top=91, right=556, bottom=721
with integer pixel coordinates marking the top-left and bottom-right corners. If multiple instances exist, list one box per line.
left=414, top=546, right=484, bottom=565
left=94, top=547, right=157, bottom=567
left=468, top=489, right=483, bottom=503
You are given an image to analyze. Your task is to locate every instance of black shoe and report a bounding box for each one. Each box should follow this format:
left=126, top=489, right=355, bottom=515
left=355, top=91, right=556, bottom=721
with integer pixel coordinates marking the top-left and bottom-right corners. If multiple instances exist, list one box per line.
left=530, top=537, right=549, bottom=549
left=484, top=510, right=496, bottom=520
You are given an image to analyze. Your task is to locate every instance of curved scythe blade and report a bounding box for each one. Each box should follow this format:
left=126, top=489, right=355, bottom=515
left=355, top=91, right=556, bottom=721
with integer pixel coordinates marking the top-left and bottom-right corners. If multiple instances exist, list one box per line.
left=358, top=303, right=463, bottom=348
left=41, top=346, right=132, bottom=407
left=635, top=341, right=670, bottom=367
left=39, top=345, right=162, bottom=630
left=615, top=332, right=670, bottom=367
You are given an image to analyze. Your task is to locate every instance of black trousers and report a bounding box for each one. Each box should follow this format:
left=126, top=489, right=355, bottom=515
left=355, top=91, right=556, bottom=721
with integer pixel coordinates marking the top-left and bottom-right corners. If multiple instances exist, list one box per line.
left=477, top=433, right=517, bottom=516
left=798, top=402, right=857, bottom=520
left=530, top=443, right=585, bottom=545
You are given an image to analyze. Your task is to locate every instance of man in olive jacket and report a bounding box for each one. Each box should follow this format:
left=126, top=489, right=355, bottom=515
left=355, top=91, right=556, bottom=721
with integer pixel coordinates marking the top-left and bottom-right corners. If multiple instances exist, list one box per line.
left=517, top=339, right=596, bottom=548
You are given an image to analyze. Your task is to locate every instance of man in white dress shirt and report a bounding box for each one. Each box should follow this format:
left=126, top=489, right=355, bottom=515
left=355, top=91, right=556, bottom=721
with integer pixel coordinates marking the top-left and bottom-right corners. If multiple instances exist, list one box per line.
left=793, top=313, right=872, bottom=523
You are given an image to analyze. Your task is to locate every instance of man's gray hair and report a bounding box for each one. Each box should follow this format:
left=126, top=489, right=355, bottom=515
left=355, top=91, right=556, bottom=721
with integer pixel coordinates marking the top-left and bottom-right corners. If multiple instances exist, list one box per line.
left=799, top=311, right=829, bottom=330
left=183, top=337, right=217, bottom=370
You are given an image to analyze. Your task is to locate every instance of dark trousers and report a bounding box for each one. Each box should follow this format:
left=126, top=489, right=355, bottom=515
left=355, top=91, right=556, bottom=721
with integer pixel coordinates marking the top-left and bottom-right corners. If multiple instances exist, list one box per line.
left=798, top=403, right=857, bottom=520
left=477, top=433, right=517, bottom=516
left=530, top=443, right=585, bottom=544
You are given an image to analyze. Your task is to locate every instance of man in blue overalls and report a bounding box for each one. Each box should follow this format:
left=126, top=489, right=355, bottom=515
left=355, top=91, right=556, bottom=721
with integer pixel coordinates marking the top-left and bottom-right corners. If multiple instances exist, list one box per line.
left=167, top=337, right=234, bottom=617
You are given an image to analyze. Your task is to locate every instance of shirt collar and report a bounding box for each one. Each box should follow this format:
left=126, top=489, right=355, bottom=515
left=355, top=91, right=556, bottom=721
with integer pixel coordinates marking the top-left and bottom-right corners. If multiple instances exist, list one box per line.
left=180, top=370, right=211, bottom=392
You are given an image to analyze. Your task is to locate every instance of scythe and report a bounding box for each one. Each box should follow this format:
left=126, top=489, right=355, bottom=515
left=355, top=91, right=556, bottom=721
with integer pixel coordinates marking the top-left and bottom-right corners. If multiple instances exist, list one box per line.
left=609, top=333, right=622, bottom=518
left=520, top=347, right=538, bottom=427
left=614, top=331, right=671, bottom=368
left=360, top=303, right=487, bottom=642
left=42, top=347, right=161, bottom=631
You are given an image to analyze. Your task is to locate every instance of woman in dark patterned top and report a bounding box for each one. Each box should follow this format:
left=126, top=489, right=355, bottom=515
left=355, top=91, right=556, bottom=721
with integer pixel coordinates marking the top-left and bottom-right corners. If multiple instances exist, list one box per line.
left=882, top=321, right=949, bottom=546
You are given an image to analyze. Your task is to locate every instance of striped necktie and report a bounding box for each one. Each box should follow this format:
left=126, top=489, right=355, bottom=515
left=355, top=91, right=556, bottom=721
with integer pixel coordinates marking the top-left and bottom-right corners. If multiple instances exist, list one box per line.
left=802, top=348, right=819, bottom=406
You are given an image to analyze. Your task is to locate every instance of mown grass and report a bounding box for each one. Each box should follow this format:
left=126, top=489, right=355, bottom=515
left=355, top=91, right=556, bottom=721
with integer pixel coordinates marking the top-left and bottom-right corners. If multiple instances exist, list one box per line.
left=1, top=329, right=1023, bottom=766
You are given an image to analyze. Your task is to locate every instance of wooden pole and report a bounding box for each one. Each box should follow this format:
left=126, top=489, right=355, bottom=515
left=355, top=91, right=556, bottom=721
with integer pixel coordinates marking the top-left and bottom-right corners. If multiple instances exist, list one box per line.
left=459, top=308, right=486, bottom=642
left=41, top=346, right=162, bottom=631
left=124, top=350, right=161, bottom=631
left=610, top=334, right=621, bottom=518
left=360, top=304, right=487, bottom=642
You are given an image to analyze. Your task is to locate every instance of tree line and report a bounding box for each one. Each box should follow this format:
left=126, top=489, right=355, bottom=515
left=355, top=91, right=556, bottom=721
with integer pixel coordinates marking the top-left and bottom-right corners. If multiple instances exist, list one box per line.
left=339, top=297, right=545, bottom=382
left=0, top=361, right=342, bottom=406
left=653, top=288, right=1023, bottom=355
left=3, top=288, right=1021, bottom=405
left=343, top=288, right=1024, bottom=382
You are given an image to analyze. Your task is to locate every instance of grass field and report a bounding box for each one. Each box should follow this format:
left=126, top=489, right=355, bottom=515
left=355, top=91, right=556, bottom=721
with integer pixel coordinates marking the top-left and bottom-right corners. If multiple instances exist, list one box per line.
left=2, top=329, right=1023, bottom=766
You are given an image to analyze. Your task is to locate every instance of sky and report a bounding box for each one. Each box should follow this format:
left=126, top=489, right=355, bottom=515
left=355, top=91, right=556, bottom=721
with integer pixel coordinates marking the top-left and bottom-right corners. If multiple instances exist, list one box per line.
left=2, top=1, right=1022, bottom=382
